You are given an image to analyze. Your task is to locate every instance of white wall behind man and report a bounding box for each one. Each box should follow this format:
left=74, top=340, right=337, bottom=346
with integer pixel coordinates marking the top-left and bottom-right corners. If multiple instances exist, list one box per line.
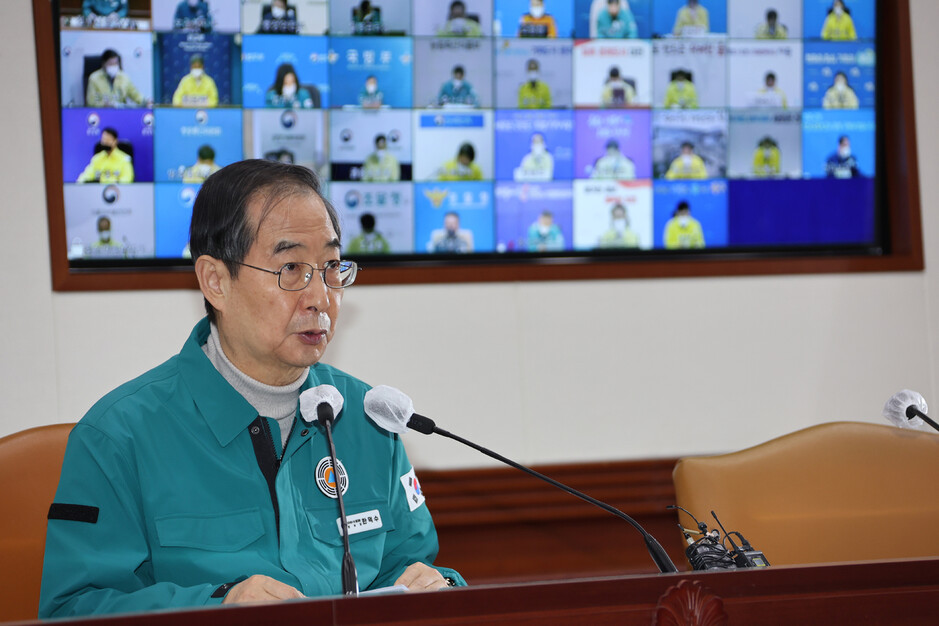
left=1, top=0, right=936, bottom=470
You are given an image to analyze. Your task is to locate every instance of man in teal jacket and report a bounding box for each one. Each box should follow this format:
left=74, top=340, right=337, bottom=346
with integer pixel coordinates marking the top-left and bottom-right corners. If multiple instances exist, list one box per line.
left=39, top=160, right=464, bottom=617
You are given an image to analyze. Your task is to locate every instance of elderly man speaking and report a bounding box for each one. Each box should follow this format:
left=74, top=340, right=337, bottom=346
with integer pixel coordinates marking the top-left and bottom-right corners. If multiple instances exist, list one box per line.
left=40, top=160, right=464, bottom=618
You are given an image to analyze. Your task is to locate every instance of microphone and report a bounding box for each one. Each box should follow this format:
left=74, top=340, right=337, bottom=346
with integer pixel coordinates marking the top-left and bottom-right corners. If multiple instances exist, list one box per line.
left=299, top=385, right=358, bottom=596
left=883, top=389, right=939, bottom=433
left=363, top=385, right=679, bottom=574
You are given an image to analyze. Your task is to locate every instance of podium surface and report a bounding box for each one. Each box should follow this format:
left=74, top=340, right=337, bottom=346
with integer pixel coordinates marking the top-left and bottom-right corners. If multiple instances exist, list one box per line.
left=13, top=557, right=939, bottom=625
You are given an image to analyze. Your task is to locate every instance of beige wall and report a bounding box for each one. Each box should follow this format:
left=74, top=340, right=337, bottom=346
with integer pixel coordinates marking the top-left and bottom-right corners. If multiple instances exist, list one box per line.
left=2, top=0, right=937, bottom=469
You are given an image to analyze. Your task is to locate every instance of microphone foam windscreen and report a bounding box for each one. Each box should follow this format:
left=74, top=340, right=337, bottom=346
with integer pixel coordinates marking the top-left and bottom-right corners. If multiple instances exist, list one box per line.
left=300, top=384, right=345, bottom=424
left=883, top=389, right=927, bottom=429
left=363, top=385, right=413, bottom=434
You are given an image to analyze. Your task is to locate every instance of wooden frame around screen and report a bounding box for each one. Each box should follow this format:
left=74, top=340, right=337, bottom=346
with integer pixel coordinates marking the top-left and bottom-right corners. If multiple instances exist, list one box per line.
left=35, top=0, right=923, bottom=291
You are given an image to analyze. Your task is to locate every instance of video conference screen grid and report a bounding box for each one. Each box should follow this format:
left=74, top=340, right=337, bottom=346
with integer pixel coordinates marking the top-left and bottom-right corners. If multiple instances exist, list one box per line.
left=57, top=0, right=878, bottom=264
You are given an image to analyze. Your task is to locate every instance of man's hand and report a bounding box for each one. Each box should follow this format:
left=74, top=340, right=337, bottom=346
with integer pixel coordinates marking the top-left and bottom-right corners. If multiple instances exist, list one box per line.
left=393, top=562, right=449, bottom=592
left=222, top=575, right=305, bottom=604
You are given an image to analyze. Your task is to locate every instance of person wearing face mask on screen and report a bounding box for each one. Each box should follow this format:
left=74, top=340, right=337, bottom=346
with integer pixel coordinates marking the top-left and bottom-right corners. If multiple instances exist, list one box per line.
left=40, top=160, right=466, bottom=618
left=598, top=204, right=640, bottom=249
left=266, top=63, right=318, bottom=109
left=172, top=54, right=219, bottom=107
left=526, top=211, right=565, bottom=252
left=821, top=0, right=857, bottom=41
left=825, top=135, right=860, bottom=179
left=182, top=145, right=222, bottom=184
left=596, top=0, right=638, bottom=39
left=438, top=0, right=482, bottom=36
left=76, top=127, right=134, bottom=184
left=822, top=71, right=859, bottom=109
left=518, top=58, right=552, bottom=108
left=437, top=142, right=484, bottom=181
left=361, top=134, right=401, bottom=182
left=436, top=65, right=479, bottom=107
left=590, top=139, right=636, bottom=180
left=663, top=201, right=705, bottom=249
left=752, top=136, right=781, bottom=178
left=519, top=0, right=557, bottom=38
left=514, top=133, right=554, bottom=182
left=665, top=142, right=708, bottom=180
left=672, top=0, right=709, bottom=37
left=86, top=49, right=147, bottom=108
left=174, top=0, right=213, bottom=31
left=257, top=0, right=300, bottom=34
left=359, top=75, right=384, bottom=109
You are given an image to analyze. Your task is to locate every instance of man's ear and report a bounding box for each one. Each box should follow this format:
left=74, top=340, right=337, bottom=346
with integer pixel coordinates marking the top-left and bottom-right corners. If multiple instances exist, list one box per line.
left=194, top=255, right=229, bottom=315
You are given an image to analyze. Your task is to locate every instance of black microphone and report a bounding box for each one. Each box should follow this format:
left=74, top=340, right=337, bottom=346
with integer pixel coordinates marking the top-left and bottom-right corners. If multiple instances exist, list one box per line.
left=300, top=385, right=359, bottom=596
left=883, top=389, right=939, bottom=433
left=363, top=385, right=679, bottom=574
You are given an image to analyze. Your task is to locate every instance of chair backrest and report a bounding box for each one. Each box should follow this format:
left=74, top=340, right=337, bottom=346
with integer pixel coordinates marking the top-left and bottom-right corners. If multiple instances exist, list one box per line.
left=0, top=424, right=73, bottom=622
left=673, top=421, right=939, bottom=566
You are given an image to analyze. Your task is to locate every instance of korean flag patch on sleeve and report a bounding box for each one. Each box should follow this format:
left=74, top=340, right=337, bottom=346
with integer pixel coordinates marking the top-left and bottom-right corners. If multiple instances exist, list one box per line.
left=400, top=467, right=426, bottom=512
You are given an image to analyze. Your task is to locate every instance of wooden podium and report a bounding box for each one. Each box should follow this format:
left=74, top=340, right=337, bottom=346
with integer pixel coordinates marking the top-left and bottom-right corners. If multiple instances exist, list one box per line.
left=12, top=558, right=939, bottom=625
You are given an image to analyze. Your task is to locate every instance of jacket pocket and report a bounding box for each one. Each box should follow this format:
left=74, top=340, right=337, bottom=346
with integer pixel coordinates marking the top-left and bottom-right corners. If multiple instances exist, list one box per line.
left=155, top=507, right=265, bottom=552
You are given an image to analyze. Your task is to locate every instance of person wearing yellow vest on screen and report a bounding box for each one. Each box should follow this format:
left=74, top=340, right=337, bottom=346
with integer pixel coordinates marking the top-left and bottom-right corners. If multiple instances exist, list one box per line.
left=173, top=54, right=219, bottom=107
left=822, top=72, right=860, bottom=109
left=437, top=142, right=484, bottom=181
left=752, top=136, right=781, bottom=178
left=86, top=49, right=147, bottom=108
left=663, top=201, right=705, bottom=249
left=755, top=9, right=788, bottom=39
left=672, top=0, right=709, bottom=37
left=518, top=58, right=552, bottom=108
left=76, top=127, right=134, bottom=184
left=518, top=0, right=557, bottom=37
left=663, top=69, right=698, bottom=109
left=821, top=0, right=857, bottom=40
left=665, top=142, right=707, bottom=180
left=598, top=204, right=640, bottom=249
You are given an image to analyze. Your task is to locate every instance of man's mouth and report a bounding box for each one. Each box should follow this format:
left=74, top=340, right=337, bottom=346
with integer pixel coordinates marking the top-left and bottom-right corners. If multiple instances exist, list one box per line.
left=297, top=330, right=326, bottom=345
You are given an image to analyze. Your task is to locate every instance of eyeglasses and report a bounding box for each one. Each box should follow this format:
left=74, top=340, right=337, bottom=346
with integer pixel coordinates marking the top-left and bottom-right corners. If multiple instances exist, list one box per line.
left=233, top=260, right=358, bottom=291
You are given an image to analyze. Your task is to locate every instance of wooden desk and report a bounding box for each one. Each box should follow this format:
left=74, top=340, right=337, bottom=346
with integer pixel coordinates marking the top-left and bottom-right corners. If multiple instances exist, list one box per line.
left=12, top=558, right=939, bottom=625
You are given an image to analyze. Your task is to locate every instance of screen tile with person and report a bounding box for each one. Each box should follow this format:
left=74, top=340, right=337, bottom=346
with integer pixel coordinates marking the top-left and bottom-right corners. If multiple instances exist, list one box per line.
left=652, top=0, right=728, bottom=38
left=331, top=182, right=416, bottom=253
left=803, top=42, right=875, bottom=110
left=64, top=183, right=155, bottom=259
left=156, top=32, right=239, bottom=107
left=494, top=38, right=573, bottom=109
left=573, top=40, right=653, bottom=109
left=652, top=39, right=727, bottom=109
left=60, top=31, right=154, bottom=108
left=415, top=182, right=495, bottom=253
left=412, top=38, right=493, bottom=108
left=152, top=108, right=243, bottom=183
left=241, top=0, right=329, bottom=35
left=572, top=179, right=653, bottom=250
left=494, top=0, right=575, bottom=38
left=653, top=179, right=729, bottom=249
left=412, top=111, right=494, bottom=181
left=62, top=109, right=154, bottom=184
left=244, top=109, right=329, bottom=177
left=803, top=0, right=875, bottom=42
left=329, top=0, right=412, bottom=35
left=329, top=37, right=413, bottom=108
left=329, top=109, right=412, bottom=181
left=653, top=109, right=728, bottom=180
left=494, top=110, right=574, bottom=182
left=726, top=0, right=803, bottom=39
left=151, top=0, right=243, bottom=33
left=574, top=110, right=652, bottom=180
left=801, top=109, right=874, bottom=179
left=412, top=0, right=493, bottom=37
left=242, top=34, right=329, bottom=108
left=494, top=182, right=573, bottom=252
left=727, top=110, right=802, bottom=179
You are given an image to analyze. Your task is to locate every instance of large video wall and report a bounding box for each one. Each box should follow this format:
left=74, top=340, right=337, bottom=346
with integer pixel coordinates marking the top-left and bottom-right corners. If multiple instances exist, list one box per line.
left=58, top=0, right=877, bottom=262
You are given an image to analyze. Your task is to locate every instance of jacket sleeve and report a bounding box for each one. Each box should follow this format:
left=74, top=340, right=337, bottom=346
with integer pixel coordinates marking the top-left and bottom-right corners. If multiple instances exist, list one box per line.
left=367, top=435, right=466, bottom=589
left=39, top=424, right=229, bottom=618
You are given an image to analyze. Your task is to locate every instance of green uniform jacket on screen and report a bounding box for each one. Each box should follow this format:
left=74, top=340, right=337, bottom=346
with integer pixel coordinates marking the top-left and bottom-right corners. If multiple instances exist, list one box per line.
left=39, top=318, right=464, bottom=618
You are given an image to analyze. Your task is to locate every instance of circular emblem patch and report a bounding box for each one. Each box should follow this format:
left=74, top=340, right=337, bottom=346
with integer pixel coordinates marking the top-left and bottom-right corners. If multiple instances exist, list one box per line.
left=315, top=457, right=349, bottom=499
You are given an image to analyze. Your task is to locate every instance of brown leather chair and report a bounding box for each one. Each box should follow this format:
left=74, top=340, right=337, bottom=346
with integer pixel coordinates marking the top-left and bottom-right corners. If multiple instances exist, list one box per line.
left=0, top=423, right=73, bottom=621
left=673, top=421, right=939, bottom=566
